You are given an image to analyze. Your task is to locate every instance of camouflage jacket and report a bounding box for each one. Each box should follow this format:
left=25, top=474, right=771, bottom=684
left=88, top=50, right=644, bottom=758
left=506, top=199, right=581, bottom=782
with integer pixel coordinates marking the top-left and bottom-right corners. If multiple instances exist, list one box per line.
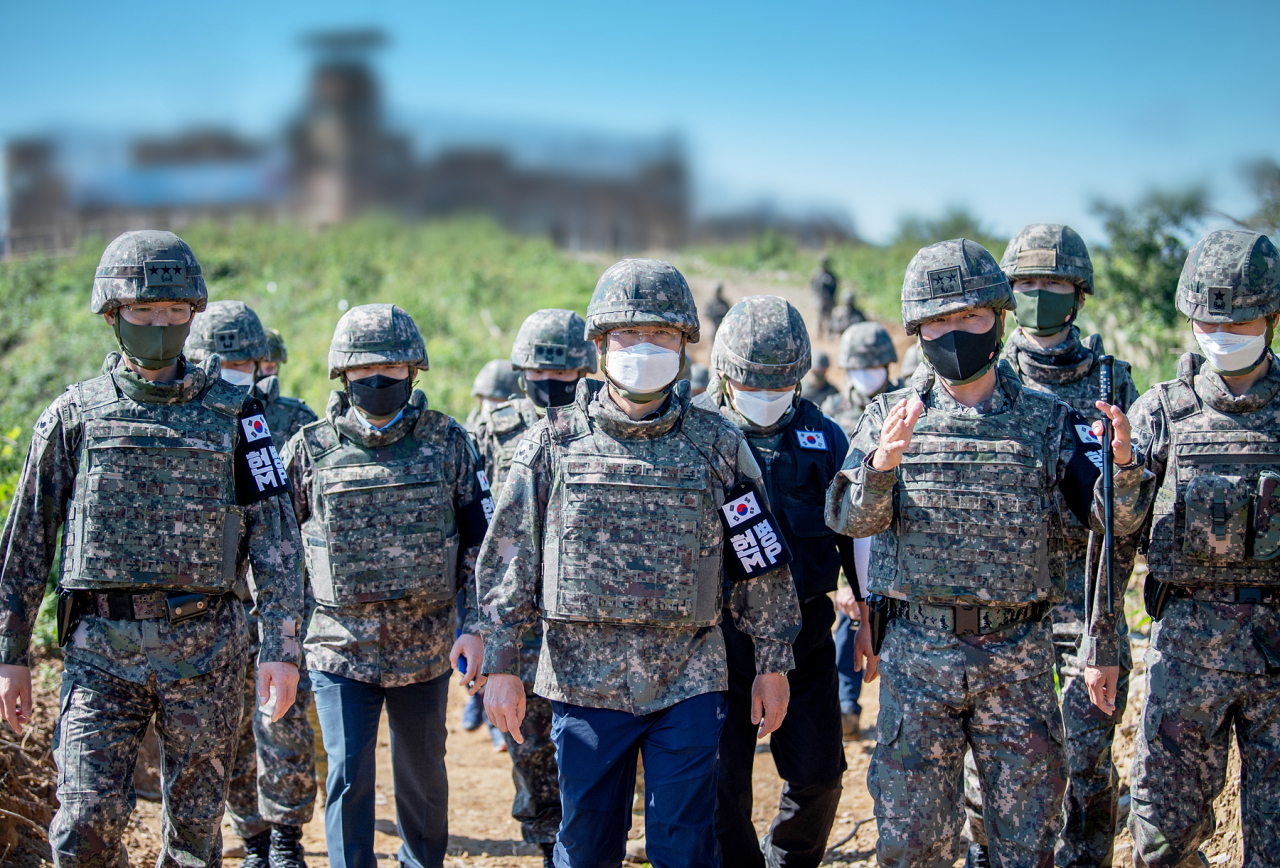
left=471, top=397, right=542, bottom=502
left=821, top=379, right=900, bottom=438
left=1103, top=352, right=1280, bottom=674
left=476, top=379, right=801, bottom=714
left=253, top=376, right=319, bottom=449
left=0, top=354, right=305, bottom=682
left=285, top=390, right=483, bottom=687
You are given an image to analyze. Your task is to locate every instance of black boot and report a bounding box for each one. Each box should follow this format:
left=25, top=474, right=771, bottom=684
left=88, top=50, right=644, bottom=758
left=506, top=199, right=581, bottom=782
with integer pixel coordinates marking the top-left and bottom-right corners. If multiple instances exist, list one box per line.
left=964, top=842, right=990, bottom=868
left=540, top=841, right=556, bottom=868
left=241, top=829, right=271, bottom=868
left=269, top=824, right=307, bottom=868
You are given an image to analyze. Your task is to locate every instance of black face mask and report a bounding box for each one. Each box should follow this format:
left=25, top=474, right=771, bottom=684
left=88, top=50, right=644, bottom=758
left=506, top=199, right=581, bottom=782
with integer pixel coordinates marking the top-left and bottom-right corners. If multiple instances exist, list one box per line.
left=347, top=374, right=414, bottom=418
left=523, top=375, right=579, bottom=409
left=919, top=320, right=1001, bottom=384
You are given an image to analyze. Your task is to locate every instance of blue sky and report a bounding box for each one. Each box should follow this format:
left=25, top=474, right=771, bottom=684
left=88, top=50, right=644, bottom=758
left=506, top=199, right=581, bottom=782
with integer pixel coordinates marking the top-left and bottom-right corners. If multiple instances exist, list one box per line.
left=3, top=0, right=1277, bottom=243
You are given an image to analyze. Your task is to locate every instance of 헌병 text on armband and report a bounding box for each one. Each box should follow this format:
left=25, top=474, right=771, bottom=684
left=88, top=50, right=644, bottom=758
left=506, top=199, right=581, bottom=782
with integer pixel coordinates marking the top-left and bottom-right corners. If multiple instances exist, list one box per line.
left=720, top=482, right=793, bottom=582
left=234, top=409, right=291, bottom=504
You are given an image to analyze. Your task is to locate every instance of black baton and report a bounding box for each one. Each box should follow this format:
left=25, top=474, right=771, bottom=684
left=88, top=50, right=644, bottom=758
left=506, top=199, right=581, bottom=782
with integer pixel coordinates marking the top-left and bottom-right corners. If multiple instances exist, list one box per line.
left=1099, top=355, right=1116, bottom=616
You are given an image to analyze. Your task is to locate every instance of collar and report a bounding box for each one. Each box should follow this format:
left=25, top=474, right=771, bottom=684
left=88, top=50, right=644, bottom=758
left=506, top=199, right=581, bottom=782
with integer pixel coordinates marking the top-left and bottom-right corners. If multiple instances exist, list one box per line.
left=1191, top=352, right=1280, bottom=414
left=1006, top=326, right=1094, bottom=385
left=253, top=374, right=282, bottom=406
left=327, top=389, right=424, bottom=447
left=110, top=352, right=207, bottom=405
left=585, top=378, right=690, bottom=441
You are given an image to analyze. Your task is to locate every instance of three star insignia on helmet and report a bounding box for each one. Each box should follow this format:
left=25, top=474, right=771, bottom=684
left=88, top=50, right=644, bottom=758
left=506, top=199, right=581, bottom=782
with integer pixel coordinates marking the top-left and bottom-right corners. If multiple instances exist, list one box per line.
left=143, top=260, right=188, bottom=287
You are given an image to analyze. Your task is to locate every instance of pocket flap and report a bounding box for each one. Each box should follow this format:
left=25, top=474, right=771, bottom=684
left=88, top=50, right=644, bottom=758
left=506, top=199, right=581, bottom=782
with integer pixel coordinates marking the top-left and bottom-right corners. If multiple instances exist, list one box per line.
left=1183, top=474, right=1250, bottom=516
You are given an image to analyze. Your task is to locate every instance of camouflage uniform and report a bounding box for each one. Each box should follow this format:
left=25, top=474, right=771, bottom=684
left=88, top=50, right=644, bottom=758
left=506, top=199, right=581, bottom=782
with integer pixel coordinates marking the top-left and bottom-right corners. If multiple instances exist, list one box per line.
left=810, top=257, right=839, bottom=337
left=472, top=309, right=595, bottom=850
left=800, top=350, right=839, bottom=406
left=1102, top=230, right=1280, bottom=868
left=286, top=304, right=487, bottom=868
left=828, top=287, right=867, bottom=335
left=0, top=231, right=305, bottom=868
left=822, top=321, right=901, bottom=438
left=466, top=359, right=523, bottom=431
left=960, top=225, right=1142, bottom=868
left=697, top=296, right=853, bottom=868
left=477, top=259, right=801, bottom=868
left=187, top=299, right=321, bottom=855
left=825, top=239, right=1152, bottom=868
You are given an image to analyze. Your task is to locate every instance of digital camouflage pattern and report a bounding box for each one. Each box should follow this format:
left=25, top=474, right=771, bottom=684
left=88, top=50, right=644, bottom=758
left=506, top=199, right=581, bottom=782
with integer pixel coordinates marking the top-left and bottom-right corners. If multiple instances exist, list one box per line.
left=710, top=295, right=811, bottom=389
left=476, top=377, right=800, bottom=714
left=285, top=388, right=484, bottom=687
left=821, top=375, right=901, bottom=439
left=1111, top=349, right=1280, bottom=867
left=471, top=358, right=523, bottom=399
left=52, top=647, right=247, bottom=868
left=252, top=375, right=319, bottom=450
left=901, top=239, right=1013, bottom=336
left=265, top=327, right=288, bottom=364
left=327, top=303, right=429, bottom=379
left=825, top=351, right=1151, bottom=867
left=584, top=258, right=701, bottom=342
left=1175, top=228, right=1280, bottom=324
left=999, top=224, right=1095, bottom=294
left=837, top=321, right=897, bottom=371
left=90, top=229, right=208, bottom=314
left=184, top=299, right=269, bottom=364
left=473, top=398, right=541, bottom=502
left=510, top=308, right=596, bottom=373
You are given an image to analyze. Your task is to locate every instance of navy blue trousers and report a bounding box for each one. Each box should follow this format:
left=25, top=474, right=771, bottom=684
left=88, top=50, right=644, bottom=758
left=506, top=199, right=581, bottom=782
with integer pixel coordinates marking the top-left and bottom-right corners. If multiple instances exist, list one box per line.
left=833, top=611, right=864, bottom=715
left=550, top=692, right=726, bottom=868
left=311, top=669, right=450, bottom=868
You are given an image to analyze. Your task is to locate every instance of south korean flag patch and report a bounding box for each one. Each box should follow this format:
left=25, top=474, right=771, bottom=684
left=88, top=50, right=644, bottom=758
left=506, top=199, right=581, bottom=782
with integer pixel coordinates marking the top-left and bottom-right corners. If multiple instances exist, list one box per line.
left=233, top=400, right=291, bottom=504
left=795, top=430, right=828, bottom=451
left=719, top=481, right=794, bottom=583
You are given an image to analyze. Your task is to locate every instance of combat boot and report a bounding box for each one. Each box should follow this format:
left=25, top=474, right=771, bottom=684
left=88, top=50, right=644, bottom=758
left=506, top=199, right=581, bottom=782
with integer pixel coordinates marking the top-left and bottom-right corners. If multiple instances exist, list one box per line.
left=269, top=823, right=307, bottom=868
left=963, top=841, right=990, bottom=868
left=241, top=829, right=271, bottom=868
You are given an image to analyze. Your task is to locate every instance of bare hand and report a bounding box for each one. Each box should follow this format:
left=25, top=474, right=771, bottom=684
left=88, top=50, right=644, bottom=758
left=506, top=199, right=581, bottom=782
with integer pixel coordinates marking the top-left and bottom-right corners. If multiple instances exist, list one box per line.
left=751, top=672, right=790, bottom=738
left=1092, top=402, right=1134, bottom=466
left=853, top=614, right=879, bottom=683
left=257, top=662, right=299, bottom=724
left=834, top=585, right=860, bottom=619
left=449, top=633, right=487, bottom=695
left=0, top=664, right=32, bottom=735
left=871, top=397, right=924, bottom=472
left=1084, top=664, right=1120, bottom=716
left=484, top=673, right=527, bottom=745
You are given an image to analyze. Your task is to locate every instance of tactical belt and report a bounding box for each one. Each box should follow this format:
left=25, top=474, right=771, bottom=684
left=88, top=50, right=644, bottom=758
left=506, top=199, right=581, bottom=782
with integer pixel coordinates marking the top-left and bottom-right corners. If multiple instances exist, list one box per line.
left=891, top=599, right=1053, bottom=637
left=75, top=589, right=230, bottom=622
left=1170, top=585, right=1280, bottom=605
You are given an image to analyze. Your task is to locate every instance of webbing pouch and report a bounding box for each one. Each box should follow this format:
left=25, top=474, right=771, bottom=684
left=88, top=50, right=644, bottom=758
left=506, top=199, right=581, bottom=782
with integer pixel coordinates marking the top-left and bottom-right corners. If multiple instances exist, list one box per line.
left=1182, top=474, right=1249, bottom=564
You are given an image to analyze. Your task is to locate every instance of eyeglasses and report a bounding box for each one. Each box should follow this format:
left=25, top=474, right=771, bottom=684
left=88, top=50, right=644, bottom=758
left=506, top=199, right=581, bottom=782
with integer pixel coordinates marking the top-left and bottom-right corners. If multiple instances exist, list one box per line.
left=118, top=303, right=194, bottom=325
left=607, top=328, right=684, bottom=350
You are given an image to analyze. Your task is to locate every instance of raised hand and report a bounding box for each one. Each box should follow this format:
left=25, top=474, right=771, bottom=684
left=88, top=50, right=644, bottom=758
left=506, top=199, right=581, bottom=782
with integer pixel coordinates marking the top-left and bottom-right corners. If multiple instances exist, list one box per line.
left=871, top=397, right=925, bottom=472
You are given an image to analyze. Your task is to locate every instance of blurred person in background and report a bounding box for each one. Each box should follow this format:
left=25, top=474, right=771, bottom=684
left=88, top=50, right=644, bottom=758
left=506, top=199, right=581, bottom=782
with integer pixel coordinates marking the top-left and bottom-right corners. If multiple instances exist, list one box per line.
left=828, top=286, right=866, bottom=335
left=822, top=321, right=900, bottom=438
left=800, top=350, right=839, bottom=406
left=702, top=280, right=732, bottom=348
left=260, top=328, right=287, bottom=378
left=466, top=358, right=523, bottom=431
left=810, top=255, right=839, bottom=338
left=689, top=361, right=711, bottom=396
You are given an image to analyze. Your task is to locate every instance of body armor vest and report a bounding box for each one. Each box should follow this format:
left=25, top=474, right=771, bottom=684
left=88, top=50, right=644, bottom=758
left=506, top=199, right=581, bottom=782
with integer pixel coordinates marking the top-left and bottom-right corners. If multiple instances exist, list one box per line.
left=541, top=389, right=731, bottom=627
left=747, top=399, right=840, bottom=599
left=867, top=364, right=1066, bottom=605
left=1147, top=362, right=1280, bottom=588
left=478, top=398, right=540, bottom=499
left=61, top=371, right=246, bottom=593
left=298, top=404, right=459, bottom=606
left=254, top=377, right=316, bottom=451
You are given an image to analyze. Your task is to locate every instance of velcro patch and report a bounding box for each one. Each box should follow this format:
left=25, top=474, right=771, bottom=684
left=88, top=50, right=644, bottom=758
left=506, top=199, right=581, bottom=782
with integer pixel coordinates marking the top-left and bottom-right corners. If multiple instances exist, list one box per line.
left=1016, top=249, right=1057, bottom=270
left=215, top=330, right=241, bottom=352
left=722, top=490, right=762, bottom=527
left=511, top=437, right=542, bottom=468
left=926, top=266, right=963, bottom=298
left=1208, top=285, right=1233, bottom=314
left=241, top=414, right=273, bottom=443
left=719, top=481, right=793, bottom=582
left=533, top=343, right=568, bottom=366
left=142, top=260, right=188, bottom=287
left=795, top=430, right=828, bottom=451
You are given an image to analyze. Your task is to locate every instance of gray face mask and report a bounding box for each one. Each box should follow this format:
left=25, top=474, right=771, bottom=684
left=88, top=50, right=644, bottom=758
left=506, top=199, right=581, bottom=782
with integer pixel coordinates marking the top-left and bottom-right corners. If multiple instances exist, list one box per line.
left=113, top=315, right=191, bottom=369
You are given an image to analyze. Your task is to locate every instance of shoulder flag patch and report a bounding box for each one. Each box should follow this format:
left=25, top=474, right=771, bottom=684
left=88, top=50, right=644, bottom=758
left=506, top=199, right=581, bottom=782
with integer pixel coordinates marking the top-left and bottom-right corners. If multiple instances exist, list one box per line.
left=722, top=489, right=762, bottom=528
left=795, top=430, right=828, bottom=451
left=241, top=414, right=272, bottom=443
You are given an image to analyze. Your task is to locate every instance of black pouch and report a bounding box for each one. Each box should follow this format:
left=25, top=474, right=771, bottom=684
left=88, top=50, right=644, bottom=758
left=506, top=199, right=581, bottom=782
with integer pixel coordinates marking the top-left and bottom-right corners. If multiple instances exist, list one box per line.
left=868, top=594, right=891, bottom=656
left=1143, top=573, right=1173, bottom=621
left=166, top=593, right=213, bottom=625
left=55, top=588, right=80, bottom=647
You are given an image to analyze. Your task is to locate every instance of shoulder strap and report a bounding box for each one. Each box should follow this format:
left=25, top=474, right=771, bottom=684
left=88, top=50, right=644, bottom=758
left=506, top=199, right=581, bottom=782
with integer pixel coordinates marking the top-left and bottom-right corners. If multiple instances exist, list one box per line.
left=546, top=399, right=591, bottom=444
left=413, top=408, right=453, bottom=445
left=1086, top=332, right=1105, bottom=357
left=299, top=418, right=342, bottom=463
left=202, top=376, right=249, bottom=420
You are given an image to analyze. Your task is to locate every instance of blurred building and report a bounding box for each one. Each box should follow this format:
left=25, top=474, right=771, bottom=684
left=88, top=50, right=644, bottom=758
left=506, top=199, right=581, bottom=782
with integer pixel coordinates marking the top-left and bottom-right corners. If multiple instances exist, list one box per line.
left=3, top=28, right=689, bottom=256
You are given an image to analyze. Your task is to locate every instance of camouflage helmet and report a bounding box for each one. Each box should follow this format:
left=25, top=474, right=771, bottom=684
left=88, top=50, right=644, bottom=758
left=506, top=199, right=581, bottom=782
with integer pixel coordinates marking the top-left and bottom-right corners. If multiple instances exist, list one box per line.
left=327, top=303, right=428, bottom=379
left=711, top=295, right=811, bottom=389
left=264, top=328, right=288, bottom=364
left=90, top=229, right=207, bottom=314
left=812, top=350, right=831, bottom=370
left=1176, top=229, right=1280, bottom=324
left=902, top=239, right=1013, bottom=336
left=585, top=259, right=700, bottom=342
left=1000, top=224, right=1094, bottom=295
left=510, top=309, right=597, bottom=373
left=471, top=358, right=522, bottom=399
left=838, top=321, right=898, bottom=370
left=185, top=300, right=268, bottom=364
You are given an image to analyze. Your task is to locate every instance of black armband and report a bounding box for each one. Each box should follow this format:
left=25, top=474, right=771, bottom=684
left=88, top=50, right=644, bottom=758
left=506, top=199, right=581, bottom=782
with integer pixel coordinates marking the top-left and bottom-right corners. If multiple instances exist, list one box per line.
left=234, top=399, right=290, bottom=505
left=720, top=481, right=793, bottom=583
left=458, top=469, right=495, bottom=548
left=1061, top=409, right=1103, bottom=526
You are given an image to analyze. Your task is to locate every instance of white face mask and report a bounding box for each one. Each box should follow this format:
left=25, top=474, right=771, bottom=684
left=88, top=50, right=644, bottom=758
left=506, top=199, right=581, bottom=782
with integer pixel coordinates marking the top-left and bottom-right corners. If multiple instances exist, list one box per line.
left=1195, top=329, right=1268, bottom=373
left=606, top=342, right=682, bottom=393
left=220, top=367, right=256, bottom=387
left=847, top=367, right=888, bottom=396
left=730, top=384, right=795, bottom=428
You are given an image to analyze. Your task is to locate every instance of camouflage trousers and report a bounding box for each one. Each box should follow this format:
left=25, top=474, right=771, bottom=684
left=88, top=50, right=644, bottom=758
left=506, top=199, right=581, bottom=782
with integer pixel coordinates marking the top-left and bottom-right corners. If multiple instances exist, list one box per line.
left=502, top=631, right=561, bottom=844
left=51, top=653, right=246, bottom=868
left=1129, top=651, right=1280, bottom=868
left=871, top=655, right=1066, bottom=868
left=225, top=646, right=317, bottom=838
left=965, top=620, right=1130, bottom=867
